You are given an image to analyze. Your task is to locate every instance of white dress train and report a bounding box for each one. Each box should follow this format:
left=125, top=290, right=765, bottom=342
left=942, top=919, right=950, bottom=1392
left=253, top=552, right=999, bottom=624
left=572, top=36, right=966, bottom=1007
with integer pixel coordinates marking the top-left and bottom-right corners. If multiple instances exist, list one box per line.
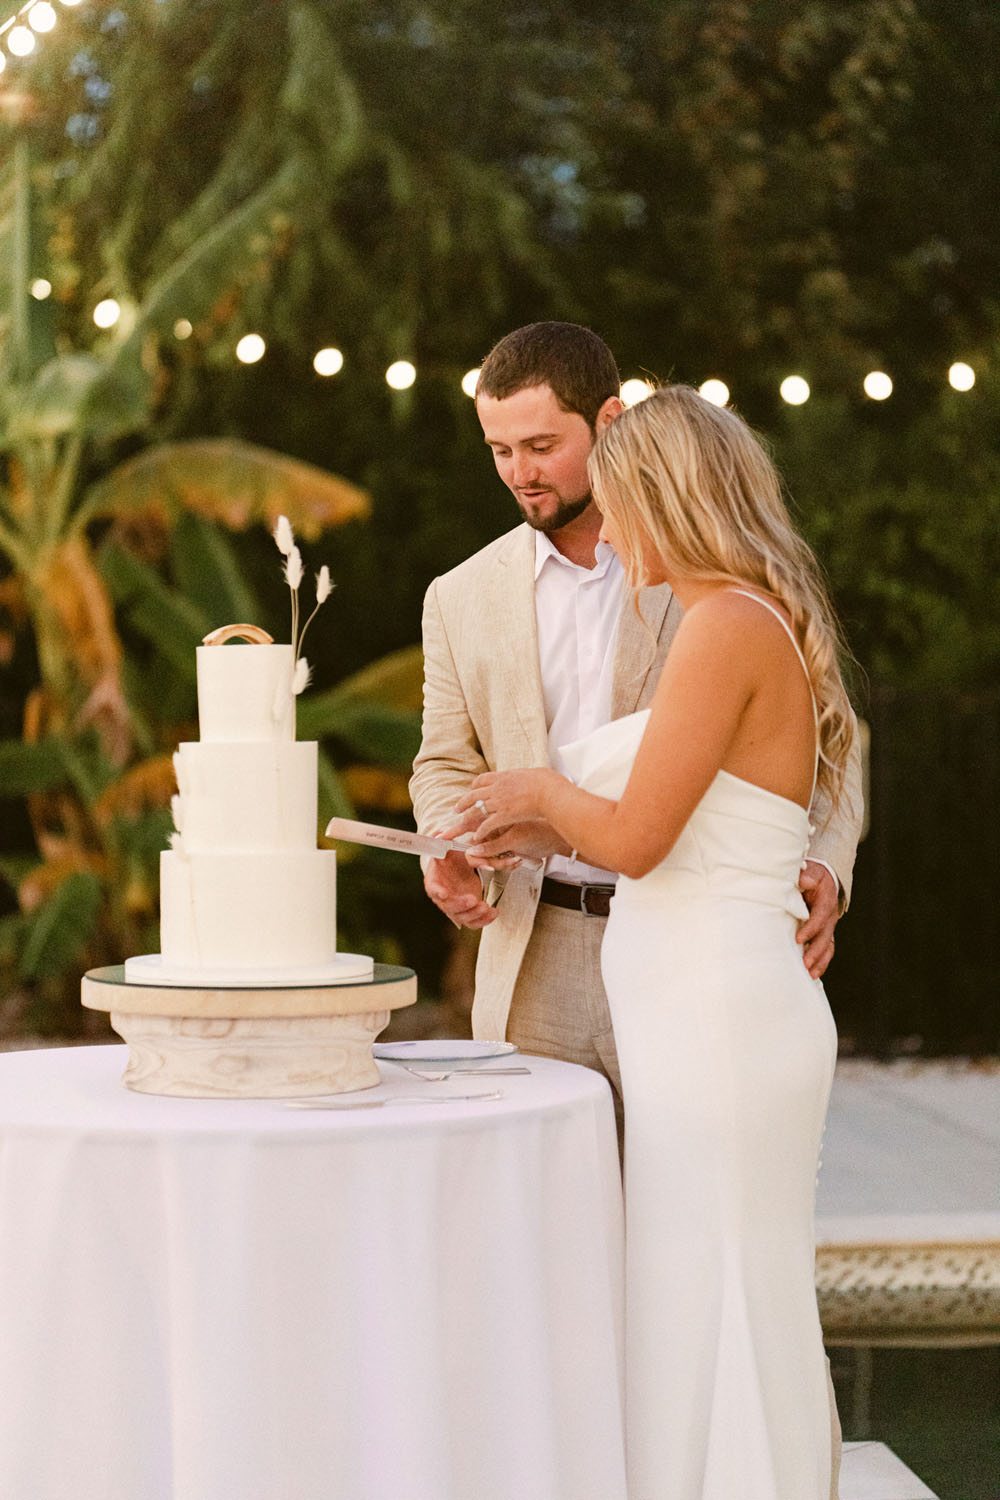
left=561, top=599, right=837, bottom=1500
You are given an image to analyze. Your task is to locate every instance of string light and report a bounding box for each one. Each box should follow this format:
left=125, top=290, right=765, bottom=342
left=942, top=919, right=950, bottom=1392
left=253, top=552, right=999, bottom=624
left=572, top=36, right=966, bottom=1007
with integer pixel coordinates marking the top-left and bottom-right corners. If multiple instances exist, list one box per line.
left=620, top=378, right=654, bottom=406
left=313, top=347, right=344, bottom=377
left=948, top=362, right=975, bottom=392
left=780, top=376, right=810, bottom=406
left=236, top=333, right=266, bottom=364
left=173, top=319, right=193, bottom=340
left=386, top=360, right=416, bottom=390
left=698, top=379, right=729, bottom=407
left=461, top=368, right=480, bottom=397
left=28, top=3, right=57, bottom=31
left=7, top=25, right=36, bottom=54
left=863, top=371, right=892, bottom=401
left=92, top=298, right=120, bottom=328
left=30, top=278, right=52, bottom=299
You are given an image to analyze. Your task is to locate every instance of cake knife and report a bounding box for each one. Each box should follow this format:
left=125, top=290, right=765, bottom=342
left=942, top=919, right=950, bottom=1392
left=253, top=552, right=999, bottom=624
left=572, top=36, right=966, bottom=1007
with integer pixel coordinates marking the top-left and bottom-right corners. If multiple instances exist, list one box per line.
left=324, top=817, right=542, bottom=869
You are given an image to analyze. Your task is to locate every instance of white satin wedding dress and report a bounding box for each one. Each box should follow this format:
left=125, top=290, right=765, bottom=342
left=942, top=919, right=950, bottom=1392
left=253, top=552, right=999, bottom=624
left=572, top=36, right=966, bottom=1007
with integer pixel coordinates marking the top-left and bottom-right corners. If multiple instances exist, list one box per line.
left=561, top=594, right=837, bottom=1500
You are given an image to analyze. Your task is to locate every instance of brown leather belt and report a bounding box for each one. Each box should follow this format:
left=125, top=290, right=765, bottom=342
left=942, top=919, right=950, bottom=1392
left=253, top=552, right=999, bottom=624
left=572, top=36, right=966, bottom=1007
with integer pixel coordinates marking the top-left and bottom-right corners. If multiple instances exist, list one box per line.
left=539, top=877, right=615, bottom=917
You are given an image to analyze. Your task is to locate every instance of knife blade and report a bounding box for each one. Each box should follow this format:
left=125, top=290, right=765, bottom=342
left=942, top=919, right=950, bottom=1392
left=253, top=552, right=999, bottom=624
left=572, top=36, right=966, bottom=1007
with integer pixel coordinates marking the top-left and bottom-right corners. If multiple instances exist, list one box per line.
left=324, top=817, right=468, bottom=859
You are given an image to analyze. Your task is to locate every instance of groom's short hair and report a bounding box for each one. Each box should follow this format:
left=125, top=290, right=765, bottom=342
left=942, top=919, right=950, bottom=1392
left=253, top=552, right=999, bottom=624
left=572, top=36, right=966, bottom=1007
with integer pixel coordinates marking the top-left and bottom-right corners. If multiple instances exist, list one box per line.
left=477, top=322, right=620, bottom=430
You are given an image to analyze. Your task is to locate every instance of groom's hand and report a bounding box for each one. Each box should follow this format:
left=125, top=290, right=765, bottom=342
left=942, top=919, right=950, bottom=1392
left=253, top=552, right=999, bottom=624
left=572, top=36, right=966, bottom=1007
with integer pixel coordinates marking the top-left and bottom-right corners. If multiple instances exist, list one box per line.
left=797, top=862, right=839, bottom=978
left=424, top=850, right=497, bottom=930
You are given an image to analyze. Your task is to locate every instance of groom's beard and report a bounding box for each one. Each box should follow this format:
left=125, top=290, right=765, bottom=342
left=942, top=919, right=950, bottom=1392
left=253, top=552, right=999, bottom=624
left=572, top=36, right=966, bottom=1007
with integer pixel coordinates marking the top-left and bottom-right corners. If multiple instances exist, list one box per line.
left=515, top=488, right=593, bottom=532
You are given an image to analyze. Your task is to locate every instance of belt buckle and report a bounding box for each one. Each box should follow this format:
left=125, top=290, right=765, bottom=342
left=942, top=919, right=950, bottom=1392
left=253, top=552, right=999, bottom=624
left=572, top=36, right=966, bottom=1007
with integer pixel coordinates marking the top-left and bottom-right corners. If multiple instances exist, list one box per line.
left=580, top=884, right=610, bottom=916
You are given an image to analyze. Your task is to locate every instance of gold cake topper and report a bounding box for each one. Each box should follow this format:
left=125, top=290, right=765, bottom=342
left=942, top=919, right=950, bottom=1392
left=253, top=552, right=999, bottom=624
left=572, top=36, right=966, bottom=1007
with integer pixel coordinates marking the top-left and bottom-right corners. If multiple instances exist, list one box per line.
left=201, top=624, right=275, bottom=647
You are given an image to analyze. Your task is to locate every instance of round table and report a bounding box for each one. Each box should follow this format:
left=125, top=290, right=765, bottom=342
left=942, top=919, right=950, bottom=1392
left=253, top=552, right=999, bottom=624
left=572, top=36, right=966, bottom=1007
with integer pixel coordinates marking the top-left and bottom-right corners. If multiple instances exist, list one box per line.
left=0, top=1044, right=626, bottom=1500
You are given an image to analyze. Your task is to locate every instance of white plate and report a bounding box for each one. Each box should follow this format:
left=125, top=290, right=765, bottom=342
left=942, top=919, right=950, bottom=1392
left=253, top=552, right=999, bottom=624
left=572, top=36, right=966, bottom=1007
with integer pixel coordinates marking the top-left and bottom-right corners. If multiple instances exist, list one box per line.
left=374, top=1040, right=519, bottom=1065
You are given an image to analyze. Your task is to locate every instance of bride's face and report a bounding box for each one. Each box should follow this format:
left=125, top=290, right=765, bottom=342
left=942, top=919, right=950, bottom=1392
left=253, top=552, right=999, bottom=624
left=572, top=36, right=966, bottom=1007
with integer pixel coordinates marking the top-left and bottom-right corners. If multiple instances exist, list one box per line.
left=598, top=507, right=672, bottom=588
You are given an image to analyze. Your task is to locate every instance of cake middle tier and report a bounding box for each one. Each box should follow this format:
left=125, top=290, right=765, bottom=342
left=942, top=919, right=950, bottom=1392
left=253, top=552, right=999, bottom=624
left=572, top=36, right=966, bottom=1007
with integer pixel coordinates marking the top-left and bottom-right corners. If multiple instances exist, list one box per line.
left=173, top=741, right=319, bottom=852
left=159, top=849, right=338, bottom=970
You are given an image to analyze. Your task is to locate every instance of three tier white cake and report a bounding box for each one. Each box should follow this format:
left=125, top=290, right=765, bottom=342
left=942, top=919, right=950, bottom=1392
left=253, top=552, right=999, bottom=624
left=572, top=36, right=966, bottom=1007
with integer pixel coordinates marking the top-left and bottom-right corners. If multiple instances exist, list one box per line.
left=125, top=635, right=372, bottom=988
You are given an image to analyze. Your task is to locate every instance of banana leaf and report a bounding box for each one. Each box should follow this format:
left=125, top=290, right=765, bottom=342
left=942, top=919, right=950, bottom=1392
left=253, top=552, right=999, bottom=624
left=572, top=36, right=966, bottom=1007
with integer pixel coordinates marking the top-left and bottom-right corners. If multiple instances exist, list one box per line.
left=0, top=738, right=71, bottom=796
left=0, top=912, right=25, bottom=965
left=18, top=870, right=103, bottom=981
left=316, top=746, right=354, bottom=824
left=3, top=352, right=151, bottom=445
left=0, top=854, right=37, bottom=892
left=80, top=438, right=369, bottom=538
left=170, top=512, right=261, bottom=629
left=296, top=691, right=422, bottom=768
left=99, top=541, right=208, bottom=675
left=334, top=645, right=425, bottom=714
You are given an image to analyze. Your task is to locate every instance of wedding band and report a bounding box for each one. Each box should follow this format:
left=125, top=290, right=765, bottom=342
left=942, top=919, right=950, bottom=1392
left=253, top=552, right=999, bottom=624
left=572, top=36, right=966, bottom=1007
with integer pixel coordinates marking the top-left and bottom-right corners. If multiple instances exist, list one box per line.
left=474, top=799, right=487, bottom=815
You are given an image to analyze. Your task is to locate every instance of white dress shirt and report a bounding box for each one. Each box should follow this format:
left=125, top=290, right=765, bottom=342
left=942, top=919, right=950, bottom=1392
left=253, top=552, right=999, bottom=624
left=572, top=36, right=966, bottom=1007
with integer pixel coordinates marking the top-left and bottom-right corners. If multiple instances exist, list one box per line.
left=534, top=530, right=623, bottom=885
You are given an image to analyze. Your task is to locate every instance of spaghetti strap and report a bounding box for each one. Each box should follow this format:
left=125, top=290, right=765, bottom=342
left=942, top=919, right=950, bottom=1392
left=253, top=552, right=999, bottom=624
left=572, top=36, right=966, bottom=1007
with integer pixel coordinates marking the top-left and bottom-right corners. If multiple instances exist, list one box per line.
left=726, top=589, right=819, bottom=802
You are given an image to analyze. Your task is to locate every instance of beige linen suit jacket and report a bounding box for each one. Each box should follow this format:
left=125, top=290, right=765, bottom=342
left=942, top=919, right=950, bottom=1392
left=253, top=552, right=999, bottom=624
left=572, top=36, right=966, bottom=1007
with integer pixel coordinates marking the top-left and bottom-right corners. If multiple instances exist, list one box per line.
left=410, top=523, right=864, bottom=1042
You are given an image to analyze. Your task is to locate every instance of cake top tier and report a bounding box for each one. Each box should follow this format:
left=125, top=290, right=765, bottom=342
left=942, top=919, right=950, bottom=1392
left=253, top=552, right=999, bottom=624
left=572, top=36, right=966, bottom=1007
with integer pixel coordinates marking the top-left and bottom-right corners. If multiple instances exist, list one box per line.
left=196, top=643, right=295, bottom=743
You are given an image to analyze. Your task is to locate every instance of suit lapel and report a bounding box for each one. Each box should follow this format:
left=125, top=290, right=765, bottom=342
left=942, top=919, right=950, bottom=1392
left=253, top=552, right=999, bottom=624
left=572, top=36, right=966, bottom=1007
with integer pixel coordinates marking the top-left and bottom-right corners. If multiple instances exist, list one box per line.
left=488, top=527, right=551, bottom=763
left=611, top=582, right=674, bottom=718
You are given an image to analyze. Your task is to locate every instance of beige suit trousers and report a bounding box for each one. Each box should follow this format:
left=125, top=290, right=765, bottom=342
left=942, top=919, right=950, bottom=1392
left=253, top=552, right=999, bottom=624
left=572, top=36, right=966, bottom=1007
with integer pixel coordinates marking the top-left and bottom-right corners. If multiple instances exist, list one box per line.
left=504, top=903, right=623, bottom=1140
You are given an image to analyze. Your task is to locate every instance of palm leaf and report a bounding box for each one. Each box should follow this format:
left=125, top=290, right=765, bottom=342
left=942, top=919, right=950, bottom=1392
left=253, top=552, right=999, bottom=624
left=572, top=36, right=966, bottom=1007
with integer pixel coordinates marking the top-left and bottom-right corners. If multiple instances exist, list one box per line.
left=79, top=438, right=369, bottom=539
left=18, top=870, right=103, bottom=981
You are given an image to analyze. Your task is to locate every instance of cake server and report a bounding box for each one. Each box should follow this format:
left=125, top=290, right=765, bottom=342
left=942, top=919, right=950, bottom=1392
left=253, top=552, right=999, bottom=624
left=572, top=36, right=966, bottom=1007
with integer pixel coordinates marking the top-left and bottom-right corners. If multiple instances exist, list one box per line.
left=324, top=817, right=542, bottom=869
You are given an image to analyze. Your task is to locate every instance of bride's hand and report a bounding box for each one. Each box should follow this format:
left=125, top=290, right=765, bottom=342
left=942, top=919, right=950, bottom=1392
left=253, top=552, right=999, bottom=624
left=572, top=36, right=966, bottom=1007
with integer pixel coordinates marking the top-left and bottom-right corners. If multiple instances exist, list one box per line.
left=454, top=769, right=561, bottom=843
left=437, top=817, right=567, bottom=866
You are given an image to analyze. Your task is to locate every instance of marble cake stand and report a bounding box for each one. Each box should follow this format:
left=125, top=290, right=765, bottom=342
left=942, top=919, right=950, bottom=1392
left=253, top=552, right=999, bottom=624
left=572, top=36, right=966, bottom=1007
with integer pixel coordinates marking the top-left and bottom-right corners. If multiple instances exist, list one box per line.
left=81, top=963, right=417, bottom=1099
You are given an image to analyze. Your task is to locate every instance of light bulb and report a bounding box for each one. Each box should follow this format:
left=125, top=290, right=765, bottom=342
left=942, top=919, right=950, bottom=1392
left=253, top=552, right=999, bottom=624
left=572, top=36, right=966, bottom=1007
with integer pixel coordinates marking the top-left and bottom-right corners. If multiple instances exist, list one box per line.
left=93, top=298, right=121, bottom=329
left=461, top=368, right=480, bottom=397
left=7, top=26, right=37, bottom=56
left=386, top=360, right=416, bottom=390
left=313, top=347, right=344, bottom=377
left=620, top=378, right=654, bottom=407
left=28, top=3, right=58, bottom=32
left=698, top=379, right=730, bottom=407
left=948, top=362, right=975, bottom=392
left=863, top=371, right=892, bottom=401
left=780, top=376, right=810, bottom=406
left=236, top=334, right=266, bottom=364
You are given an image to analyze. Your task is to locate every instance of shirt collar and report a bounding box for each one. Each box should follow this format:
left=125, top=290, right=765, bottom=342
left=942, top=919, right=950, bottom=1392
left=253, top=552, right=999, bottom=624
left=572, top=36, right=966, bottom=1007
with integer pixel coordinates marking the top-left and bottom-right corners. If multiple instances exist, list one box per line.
left=533, top=528, right=619, bottom=581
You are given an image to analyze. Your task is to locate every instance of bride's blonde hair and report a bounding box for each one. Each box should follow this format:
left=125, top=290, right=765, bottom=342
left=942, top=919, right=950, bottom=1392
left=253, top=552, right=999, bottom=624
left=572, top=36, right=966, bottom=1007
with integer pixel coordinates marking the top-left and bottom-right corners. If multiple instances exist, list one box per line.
left=588, top=385, right=853, bottom=811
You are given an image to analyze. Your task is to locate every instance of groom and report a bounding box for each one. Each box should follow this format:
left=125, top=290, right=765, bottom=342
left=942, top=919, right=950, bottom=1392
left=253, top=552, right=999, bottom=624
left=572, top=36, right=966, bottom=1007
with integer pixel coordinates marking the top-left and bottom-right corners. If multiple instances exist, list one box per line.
left=410, top=321, right=863, bottom=1099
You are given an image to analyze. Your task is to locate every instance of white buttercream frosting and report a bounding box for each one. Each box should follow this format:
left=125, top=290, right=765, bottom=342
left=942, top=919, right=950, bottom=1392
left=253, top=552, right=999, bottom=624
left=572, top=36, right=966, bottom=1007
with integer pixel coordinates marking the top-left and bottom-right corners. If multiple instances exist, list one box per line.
left=196, top=643, right=295, bottom=743
left=135, top=636, right=374, bottom=986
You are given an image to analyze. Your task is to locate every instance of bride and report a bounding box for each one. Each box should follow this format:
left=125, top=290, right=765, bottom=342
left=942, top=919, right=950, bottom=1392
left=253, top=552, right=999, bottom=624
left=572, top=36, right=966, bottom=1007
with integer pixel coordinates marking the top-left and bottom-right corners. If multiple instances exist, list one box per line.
left=455, top=385, right=854, bottom=1500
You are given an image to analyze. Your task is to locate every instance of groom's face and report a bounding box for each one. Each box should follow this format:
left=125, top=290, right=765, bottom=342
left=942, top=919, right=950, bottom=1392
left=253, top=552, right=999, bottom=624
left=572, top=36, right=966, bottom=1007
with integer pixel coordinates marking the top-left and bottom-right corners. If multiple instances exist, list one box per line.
left=477, top=384, right=596, bottom=532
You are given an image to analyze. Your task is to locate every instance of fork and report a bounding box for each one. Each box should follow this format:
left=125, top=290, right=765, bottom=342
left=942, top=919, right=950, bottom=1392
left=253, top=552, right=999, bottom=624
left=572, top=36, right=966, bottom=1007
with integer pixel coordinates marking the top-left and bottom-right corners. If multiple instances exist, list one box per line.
left=398, top=1065, right=531, bottom=1082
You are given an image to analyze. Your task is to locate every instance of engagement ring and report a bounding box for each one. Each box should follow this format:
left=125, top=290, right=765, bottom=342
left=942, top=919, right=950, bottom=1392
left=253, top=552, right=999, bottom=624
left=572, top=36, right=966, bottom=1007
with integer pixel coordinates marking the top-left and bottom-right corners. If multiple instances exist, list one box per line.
left=474, top=799, right=488, bottom=815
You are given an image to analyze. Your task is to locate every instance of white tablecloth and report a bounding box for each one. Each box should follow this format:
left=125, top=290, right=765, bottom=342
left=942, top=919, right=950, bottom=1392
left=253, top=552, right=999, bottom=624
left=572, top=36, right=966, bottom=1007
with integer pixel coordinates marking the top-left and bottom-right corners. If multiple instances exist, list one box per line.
left=0, top=1045, right=626, bottom=1500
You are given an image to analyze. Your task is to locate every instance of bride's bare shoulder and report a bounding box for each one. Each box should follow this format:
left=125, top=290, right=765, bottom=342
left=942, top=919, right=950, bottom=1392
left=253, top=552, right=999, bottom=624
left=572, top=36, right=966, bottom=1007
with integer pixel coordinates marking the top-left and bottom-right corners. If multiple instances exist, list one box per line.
left=676, top=588, right=791, bottom=641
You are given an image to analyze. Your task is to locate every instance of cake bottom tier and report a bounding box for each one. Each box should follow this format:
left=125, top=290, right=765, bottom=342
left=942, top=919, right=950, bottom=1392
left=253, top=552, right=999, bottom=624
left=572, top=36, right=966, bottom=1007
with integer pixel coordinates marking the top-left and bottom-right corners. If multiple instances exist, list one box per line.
left=157, top=848, right=340, bottom=973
